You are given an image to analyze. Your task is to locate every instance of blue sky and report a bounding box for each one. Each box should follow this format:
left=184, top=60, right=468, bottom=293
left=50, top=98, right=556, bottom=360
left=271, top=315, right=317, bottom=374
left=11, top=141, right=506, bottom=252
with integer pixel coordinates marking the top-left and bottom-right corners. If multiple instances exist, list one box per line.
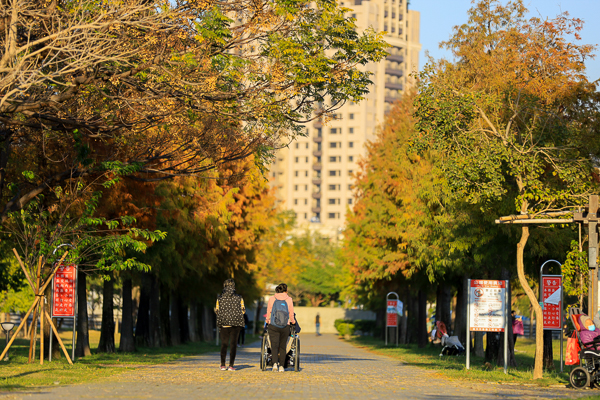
left=415, top=0, right=600, bottom=82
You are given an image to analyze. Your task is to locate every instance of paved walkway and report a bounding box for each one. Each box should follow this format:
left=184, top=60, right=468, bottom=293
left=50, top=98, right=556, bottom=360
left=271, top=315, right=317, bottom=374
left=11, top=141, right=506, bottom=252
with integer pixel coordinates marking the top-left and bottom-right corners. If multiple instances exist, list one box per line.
left=1, top=334, right=593, bottom=399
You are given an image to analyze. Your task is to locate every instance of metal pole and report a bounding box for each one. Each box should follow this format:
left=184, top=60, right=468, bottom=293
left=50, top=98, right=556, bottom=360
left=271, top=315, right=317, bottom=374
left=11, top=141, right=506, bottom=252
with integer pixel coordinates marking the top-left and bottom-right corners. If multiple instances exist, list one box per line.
left=72, top=266, right=78, bottom=362
left=466, top=279, right=471, bottom=370
left=49, top=275, right=53, bottom=362
left=504, top=280, right=508, bottom=375
left=560, top=275, right=564, bottom=373
left=589, top=195, right=598, bottom=319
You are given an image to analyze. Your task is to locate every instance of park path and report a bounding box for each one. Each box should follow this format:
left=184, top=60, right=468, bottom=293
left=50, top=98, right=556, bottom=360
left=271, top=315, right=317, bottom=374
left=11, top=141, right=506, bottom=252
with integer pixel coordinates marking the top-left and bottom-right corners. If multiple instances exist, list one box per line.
left=0, top=334, right=592, bottom=399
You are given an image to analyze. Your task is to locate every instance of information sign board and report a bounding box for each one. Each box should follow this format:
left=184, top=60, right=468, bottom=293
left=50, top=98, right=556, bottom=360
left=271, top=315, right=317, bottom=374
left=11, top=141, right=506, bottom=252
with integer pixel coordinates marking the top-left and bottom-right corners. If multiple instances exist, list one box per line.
left=469, top=280, right=506, bottom=332
left=542, top=275, right=562, bottom=330
left=386, top=300, right=398, bottom=327
left=52, top=263, right=77, bottom=317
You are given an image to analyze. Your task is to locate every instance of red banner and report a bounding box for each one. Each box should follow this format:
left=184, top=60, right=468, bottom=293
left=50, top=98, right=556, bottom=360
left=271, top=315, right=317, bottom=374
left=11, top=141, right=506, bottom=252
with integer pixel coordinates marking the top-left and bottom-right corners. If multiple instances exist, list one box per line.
left=542, top=276, right=562, bottom=330
left=52, top=263, right=77, bottom=317
left=386, top=300, right=398, bottom=327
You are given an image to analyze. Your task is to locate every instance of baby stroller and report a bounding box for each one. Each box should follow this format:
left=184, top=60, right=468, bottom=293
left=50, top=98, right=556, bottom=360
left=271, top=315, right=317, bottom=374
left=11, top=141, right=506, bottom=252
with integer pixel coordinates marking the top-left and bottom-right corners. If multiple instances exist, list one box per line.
left=569, top=307, right=600, bottom=389
left=432, top=321, right=465, bottom=356
left=260, top=323, right=301, bottom=372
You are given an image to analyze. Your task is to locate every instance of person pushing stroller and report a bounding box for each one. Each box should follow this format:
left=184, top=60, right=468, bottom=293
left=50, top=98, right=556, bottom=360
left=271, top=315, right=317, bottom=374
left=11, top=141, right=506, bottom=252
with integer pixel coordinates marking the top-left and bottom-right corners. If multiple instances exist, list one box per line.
left=266, top=283, right=296, bottom=372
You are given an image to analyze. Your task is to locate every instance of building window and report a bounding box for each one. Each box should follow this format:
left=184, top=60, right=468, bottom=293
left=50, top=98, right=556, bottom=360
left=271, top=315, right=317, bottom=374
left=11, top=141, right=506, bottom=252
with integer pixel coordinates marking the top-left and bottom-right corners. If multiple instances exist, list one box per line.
left=306, top=143, right=309, bottom=149
left=295, top=157, right=299, bottom=163
left=349, top=113, right=354, bottom=120
left=329, top=142, right=341, bottom=148
left=329, top=156, right=341, bottom=162
left=272, top=172, right=276, bottom=178
left=328, top=212, right=340, bottom=219
left=329, top=170, right=340, bottom=177
left=348, top=170, right=353, bottom=174
left=348, top=184, right=353, bottom=190
left=304, top=199, right=308, bottom=205
left=349, top=128, right=354, bottom=134
left=295, top=143, right=299, bottom=149
left=295, top=171, right=299, bottom=177
left=304, top=213, right=307, bottom=219
left=304, top=185, right=308, bottom=190
left=305, top=157, right=309, bottom=163
left=294, top=199, right=298, bottom=205
left=348, top=198, right=353, bottom=205
left=349, top=142, right=354, bottom=148
left=294, top=185, right=298, bottom=191
left=305, top=171, right=309, bottom=177
left=278, top=158, right=284, bottom=162
left=328, top=198, right=340, bottom=205
left=330, top=128, right=338, bottom=134
left=329, top=184, right=341, bottom=190
left=349, top=156, right=354, bottom=162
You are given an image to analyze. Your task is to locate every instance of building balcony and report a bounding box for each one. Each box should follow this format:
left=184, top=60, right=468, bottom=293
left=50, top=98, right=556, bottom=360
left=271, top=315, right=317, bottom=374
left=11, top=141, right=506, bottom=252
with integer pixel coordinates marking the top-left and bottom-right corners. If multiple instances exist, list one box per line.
left=312, top=163, right=322, bottom=171
left=386, top=54, right=404, bottom=64
left=312, top=178, right=322, bottom=185
left=385, top=96, right=398, bottom=104
left=313, top=119, right=323, bottom=129
left=312, top=136, right=323, bottom=143
left=385, top=68, right=404, bottom=78
left=311, top=207, right=322, bottom=213
left=312, top=192, right=322, bottom=199
left=312, top=150, right=322, bottom=157
left=385, top=82, right=404, bottom=91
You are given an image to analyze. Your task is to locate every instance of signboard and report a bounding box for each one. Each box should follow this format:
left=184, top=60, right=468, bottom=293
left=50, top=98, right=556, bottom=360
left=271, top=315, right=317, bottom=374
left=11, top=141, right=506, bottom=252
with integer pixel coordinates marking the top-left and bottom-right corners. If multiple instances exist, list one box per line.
left=386, top=300, right=398, bottom=327
left=542, top=275, right=562, bottom=330
left=469, top=280, right=506, bottom=332
left=52, top=263, right=77, bottom=317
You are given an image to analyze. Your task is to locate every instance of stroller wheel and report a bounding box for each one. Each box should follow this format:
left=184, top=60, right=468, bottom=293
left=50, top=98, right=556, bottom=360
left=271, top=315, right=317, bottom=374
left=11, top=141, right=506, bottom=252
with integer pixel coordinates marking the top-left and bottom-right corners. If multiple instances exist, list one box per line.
left=570, top=367, right=591, bottom=389
left=294, top=338, right=300, bottom=372
left=260, top=335, right=268, bottom=371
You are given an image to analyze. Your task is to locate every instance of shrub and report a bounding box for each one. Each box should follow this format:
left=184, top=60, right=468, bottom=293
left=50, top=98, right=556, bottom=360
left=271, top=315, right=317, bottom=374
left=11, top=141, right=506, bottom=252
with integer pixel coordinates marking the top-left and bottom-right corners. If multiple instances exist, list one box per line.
left=337, top=323, right=356, bottom=336
left=353, top=319, right=376, bottom=334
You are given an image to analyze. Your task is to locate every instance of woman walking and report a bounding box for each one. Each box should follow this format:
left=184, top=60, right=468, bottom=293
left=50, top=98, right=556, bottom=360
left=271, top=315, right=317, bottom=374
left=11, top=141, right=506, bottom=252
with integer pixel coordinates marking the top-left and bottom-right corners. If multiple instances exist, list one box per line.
left=215, top=279, right=245, bottom=371
left=266, top=283, right=295, bottom=372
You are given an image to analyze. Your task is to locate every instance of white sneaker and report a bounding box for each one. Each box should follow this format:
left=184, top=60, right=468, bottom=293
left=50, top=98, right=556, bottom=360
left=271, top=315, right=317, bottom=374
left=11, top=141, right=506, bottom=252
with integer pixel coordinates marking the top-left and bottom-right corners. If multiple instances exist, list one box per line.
left=272, top=363, right=278, bottom=372
left=278, top=366, right=285, bottom=372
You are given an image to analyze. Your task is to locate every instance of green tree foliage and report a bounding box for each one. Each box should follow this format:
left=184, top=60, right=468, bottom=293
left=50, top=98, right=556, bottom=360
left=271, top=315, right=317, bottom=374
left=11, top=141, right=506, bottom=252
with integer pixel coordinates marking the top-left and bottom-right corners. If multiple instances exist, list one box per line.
left=412, top=0, right=600, bottom=378
left=562, top=240, right=588, bottom=309
left=343, top=94, right=459, bottom=308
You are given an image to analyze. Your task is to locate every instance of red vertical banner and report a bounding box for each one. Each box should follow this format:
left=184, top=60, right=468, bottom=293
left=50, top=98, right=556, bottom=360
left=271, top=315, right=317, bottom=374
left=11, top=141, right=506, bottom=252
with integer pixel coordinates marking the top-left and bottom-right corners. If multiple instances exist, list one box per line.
left=52, top=263, right=77, bottom=317
left=386, top=300, right=398, bottom=327
left=542, top=276, right=562, bottom=330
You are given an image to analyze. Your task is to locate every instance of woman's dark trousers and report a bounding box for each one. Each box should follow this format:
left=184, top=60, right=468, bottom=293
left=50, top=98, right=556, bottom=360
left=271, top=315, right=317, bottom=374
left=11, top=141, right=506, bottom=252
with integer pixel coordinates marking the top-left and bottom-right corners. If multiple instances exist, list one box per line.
left=220, top=327, right=241, bottom=366
left=268, top=324, right=291, bottom=367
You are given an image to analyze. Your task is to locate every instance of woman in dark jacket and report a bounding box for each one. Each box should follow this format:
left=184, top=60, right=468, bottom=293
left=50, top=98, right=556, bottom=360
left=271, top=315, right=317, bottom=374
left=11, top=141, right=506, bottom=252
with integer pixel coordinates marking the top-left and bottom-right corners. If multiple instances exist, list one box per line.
left=215, top=279, right=245, bottom=371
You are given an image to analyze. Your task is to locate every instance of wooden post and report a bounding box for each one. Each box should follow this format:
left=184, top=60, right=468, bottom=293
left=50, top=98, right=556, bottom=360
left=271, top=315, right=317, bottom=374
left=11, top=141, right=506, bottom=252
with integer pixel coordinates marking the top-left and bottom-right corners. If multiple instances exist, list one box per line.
left=44, top=311, right=73, bottom=365
left=0, top=297, right=40, bottom=360
left=40, top=294, right=44, bottom=365
left=589, top=195, right=598, bottom=318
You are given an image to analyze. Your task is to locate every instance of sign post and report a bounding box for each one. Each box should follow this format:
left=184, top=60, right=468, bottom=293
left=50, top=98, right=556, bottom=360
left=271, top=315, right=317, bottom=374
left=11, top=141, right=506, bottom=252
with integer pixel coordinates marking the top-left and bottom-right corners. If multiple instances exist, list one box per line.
left=540, top=260, right=564, bottom=373
left=49, top=262, right=77, bottom=362
left=385, top=292, right=399, bottom=346
left=467, top=280, right=509, bottom=374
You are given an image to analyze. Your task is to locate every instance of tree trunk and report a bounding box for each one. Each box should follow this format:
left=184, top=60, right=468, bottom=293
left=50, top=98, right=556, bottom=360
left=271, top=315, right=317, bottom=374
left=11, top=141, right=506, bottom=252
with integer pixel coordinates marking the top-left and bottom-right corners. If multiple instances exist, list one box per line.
left=543, top=330, right=555, bottom=370
left=43, top=283, right=61, bottom=360
left=497, top=268, right=517, bottom=368
left=485, top=332, right=500, bottom=363
left=407, top=291, right=418, bottom=344
left=417, top=289, right=427, bottom=348
left=135, top=272, right=151, bottom=347
left=170, top=292, right=181, bottom=346
left=254, top=299, right=263, bottom=335
left=440, top=284, right=452, bottom=331
left=475, top=332, right=485, bottom=358
left=400, top=292, right=408, bottom=345
left=516, top=226, right=544, bottom=379
left=453, top=275, right=468, bottom=345
left=159, top=284, right=171, bottom=347
left=97, top=276, right=115, bottom=353
left=201, top=304, right=216, bottom=341
left=189, top=301, right=199, bottom=342
left=179, top=299, right=189, bottom=344
left=149, top=275, right=161, bottom=347
left=75, top=270, right=91, bottom=357
left=119, top=278, right=136, bottom=352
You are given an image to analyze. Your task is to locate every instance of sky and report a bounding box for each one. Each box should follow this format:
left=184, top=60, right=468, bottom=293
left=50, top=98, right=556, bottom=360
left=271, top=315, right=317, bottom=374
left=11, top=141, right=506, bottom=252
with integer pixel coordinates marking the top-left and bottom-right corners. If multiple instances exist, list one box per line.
left=414, top=0, right=600, bottom=82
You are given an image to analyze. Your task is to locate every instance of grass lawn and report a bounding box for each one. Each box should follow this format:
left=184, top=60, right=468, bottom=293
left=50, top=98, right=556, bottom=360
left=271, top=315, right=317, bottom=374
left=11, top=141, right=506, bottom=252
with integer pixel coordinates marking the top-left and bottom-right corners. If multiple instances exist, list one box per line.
left=0, top=329, right=245, bottom=391
left=349, top=335, right=576, bottom=387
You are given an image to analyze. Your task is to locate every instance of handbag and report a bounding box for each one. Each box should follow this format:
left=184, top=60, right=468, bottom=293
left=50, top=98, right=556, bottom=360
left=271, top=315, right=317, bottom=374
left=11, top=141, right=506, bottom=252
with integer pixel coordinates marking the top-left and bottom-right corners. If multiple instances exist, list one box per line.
left=512, top=319, right=524, bottom=336
left=566, top=332, right=581, bottom=366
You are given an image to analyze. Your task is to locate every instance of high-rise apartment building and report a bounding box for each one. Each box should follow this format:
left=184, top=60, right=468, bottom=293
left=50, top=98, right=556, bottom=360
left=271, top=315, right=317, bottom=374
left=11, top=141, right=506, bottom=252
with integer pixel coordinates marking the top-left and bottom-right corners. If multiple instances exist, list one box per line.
left=269, top=0, right=421, bottom=237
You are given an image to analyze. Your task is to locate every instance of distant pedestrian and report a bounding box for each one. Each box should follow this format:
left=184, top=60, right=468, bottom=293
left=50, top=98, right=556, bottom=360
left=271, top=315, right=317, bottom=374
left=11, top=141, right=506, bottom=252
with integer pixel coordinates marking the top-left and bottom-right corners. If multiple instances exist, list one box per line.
left=266, top=283, right=296, bottom=372
left=511, top=311, right=524, bottom=345
left=215, top=279, right=245, bottom=371
left=315, top=313, right=321, bottom=336
left=238, top=312, right=249, bottom=346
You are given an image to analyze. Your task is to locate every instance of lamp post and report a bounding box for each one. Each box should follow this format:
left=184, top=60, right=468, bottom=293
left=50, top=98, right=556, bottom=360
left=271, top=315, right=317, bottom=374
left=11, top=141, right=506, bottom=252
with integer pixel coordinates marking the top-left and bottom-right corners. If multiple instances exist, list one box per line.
left=1, top=322, right=16, bottom=361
